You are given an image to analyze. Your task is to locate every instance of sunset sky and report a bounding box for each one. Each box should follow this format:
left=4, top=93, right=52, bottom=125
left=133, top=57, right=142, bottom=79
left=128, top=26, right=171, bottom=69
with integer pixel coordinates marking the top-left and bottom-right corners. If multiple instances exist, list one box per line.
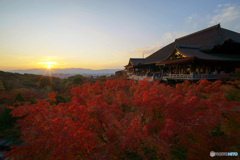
left=1, top=0, right=240, bottom=70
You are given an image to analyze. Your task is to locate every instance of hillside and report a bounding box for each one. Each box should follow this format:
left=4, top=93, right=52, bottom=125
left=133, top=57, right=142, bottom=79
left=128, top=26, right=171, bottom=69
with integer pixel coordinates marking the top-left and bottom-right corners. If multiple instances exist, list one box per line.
left=7, top=68, right=120, bottom=77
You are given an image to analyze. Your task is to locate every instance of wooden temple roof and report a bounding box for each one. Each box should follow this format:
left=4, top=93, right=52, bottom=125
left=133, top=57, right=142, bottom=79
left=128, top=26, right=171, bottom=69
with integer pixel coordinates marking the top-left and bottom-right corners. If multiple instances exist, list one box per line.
left=156, top=57, right=195, bottom=65
left=177, top=47, right=240, bottom=61
left=127, top=24, right=240, bottom=67
left=125, top=58, right=145, bottom=68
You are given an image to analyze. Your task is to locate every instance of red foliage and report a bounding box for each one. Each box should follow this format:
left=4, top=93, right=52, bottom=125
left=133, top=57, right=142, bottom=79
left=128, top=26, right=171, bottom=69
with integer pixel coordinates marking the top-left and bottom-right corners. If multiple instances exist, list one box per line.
left=48, top=92, right=57, bottom=102
left=6, top=79, right=240, bottom=159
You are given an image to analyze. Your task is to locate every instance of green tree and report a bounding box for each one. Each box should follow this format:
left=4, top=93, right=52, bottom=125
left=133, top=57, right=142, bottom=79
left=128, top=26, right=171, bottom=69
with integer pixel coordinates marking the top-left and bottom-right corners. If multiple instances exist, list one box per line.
left=29, top=97, right=37, bottom=104
left=72, top=75, right=84, bottom=85
left=0, top=81, right=5, bottom=90
left=55, top=95, right=67, bottom=104
left=14, top=92, right=25, bottom=103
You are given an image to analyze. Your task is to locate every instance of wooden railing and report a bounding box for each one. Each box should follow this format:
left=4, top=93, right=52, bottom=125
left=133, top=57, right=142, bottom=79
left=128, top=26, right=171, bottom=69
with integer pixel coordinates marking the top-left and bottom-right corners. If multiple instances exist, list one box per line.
left=164, top=74, right=219, bottom=80
left=128, top=74, right=154, bottom=82
left=128, top=73, right=224, bottom=81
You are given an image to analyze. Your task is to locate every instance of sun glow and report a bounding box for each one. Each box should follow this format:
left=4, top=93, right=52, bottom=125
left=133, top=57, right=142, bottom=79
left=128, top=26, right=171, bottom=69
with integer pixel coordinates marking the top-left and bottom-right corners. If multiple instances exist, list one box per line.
left=39, top=62, right=56, bottom=69
left=46, top=64, right=52, bottom=69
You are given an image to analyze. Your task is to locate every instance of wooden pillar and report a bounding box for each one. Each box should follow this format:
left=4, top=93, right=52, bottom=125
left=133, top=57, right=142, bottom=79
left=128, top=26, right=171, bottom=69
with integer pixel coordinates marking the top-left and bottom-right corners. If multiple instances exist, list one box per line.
left=190, top=64, right=193, bottom=75
left=192, top=63, right=195, bottom=73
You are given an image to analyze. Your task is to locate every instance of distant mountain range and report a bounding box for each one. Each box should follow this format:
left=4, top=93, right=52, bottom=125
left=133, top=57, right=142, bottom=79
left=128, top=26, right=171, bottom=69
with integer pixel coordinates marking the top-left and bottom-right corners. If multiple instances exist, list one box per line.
left=7, top=68, right=121, bottom=78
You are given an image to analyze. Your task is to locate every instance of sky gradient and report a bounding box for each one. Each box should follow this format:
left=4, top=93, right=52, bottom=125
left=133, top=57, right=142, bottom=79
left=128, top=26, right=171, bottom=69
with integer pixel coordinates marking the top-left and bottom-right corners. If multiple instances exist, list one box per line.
left=1, top=0, right=240, bottom=70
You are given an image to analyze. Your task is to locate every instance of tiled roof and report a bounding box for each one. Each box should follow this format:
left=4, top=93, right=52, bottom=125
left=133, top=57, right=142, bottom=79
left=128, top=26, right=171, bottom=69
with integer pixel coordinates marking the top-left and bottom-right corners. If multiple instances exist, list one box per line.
left=175, top=24, right=226, bottom=50
left=129, top=58, right=145, bottom=66
left=177, top=48, right=240, bottom=61
left=221, top=28, right=240, bottom=43
left=135, top=24, right=240, bottom=65
left=157, top=56, right=195, bottom=65
left=144, top=42, right=176, bottom=64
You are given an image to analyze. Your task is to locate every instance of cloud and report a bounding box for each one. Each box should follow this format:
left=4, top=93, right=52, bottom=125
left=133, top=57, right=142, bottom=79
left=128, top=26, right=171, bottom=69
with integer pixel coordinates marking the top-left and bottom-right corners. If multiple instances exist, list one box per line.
left=124, top=31, right=186, bottom=58
left=183, top=3, right=240, bottom=34
left=159, top=32, right=186, bottom=46
left=136, top=46, right=162, bottom=57
left=186, top=16, right=193, bottom=23
left=124, top=45, right=161, bottom=57
left=210, top=3, right=240, bottom=25
left=185, top=14, right=197, bottom=23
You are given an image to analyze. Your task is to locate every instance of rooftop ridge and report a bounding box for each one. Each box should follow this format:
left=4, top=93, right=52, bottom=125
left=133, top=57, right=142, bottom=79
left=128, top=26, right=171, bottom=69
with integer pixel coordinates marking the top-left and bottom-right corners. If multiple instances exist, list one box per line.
left=130, top=58, right=145, bottom=59
left=176, top=44, right=200, bottom=49
left=175, top=23, right=221, bottom=41
left=221, top=28, right=240, bottom=35
left=130, top=58, right=145, bottom=60
left=145, top=42, right=175, bottom=59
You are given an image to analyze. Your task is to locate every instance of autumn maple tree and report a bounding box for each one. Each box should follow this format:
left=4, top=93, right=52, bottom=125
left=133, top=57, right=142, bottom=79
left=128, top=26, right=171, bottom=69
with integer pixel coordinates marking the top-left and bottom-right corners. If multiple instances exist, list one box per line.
left=5, top=79, right=240, bottom=159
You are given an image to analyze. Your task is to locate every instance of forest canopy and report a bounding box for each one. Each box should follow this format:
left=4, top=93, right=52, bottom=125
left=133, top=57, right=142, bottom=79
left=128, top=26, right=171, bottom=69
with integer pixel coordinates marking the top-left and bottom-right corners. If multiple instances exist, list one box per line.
left=3, top=78, right=239, bottom=160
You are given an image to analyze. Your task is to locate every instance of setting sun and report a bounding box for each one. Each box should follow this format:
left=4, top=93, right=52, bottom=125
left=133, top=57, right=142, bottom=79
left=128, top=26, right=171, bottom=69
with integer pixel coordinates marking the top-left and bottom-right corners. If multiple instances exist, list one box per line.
left=39, top=62, right=56, bottom=69
left=46, top=64, right=52, bottom=69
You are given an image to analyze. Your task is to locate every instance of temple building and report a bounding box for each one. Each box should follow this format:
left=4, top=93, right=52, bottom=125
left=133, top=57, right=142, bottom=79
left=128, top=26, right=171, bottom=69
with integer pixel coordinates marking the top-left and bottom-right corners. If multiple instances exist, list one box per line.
left=125, top=24, right=240, bottom=82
